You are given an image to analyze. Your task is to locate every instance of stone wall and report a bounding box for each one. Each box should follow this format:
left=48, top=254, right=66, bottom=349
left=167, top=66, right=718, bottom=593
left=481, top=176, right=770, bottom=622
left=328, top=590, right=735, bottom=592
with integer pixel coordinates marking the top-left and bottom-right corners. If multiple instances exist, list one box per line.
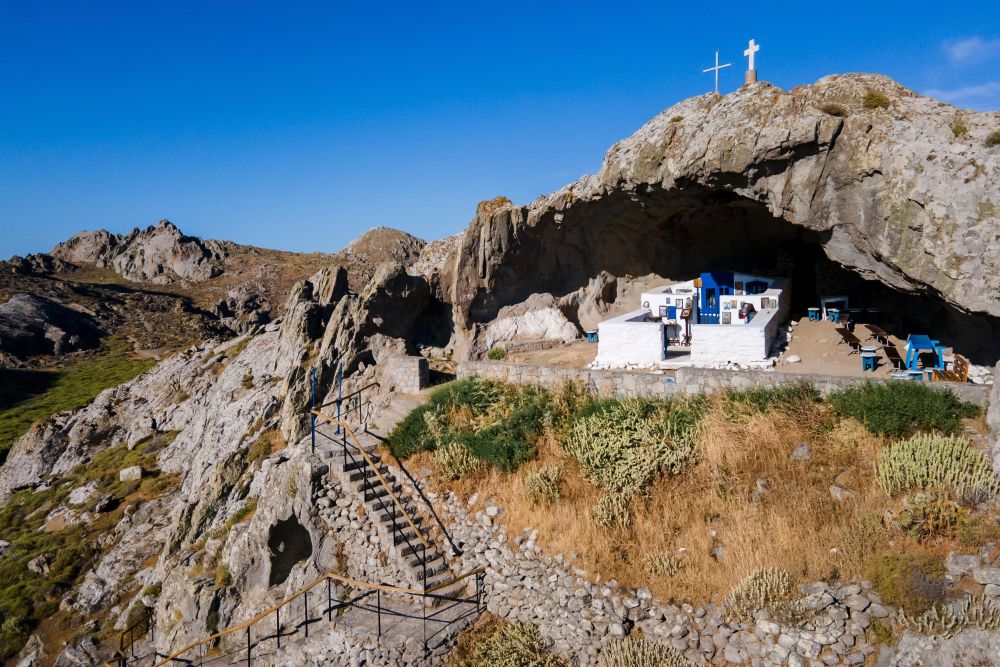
left=381, top=355, right=428, bottom=394
left=457, top=361, right=992, bottom=406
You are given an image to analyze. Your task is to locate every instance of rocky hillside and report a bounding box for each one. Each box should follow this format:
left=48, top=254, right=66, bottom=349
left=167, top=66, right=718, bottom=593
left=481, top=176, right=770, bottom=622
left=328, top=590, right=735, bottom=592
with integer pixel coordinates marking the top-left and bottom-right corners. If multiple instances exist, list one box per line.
left=1, top=72, right=999, bottom=666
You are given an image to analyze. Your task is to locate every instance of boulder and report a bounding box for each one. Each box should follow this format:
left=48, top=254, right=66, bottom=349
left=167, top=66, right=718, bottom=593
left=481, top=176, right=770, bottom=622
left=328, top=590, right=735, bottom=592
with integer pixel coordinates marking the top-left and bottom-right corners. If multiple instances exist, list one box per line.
left=119, top=466, right=143, bottom=482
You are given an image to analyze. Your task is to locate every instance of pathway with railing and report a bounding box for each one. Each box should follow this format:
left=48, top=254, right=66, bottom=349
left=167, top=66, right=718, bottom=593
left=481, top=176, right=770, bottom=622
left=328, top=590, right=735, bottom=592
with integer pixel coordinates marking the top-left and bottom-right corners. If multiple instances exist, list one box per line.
left=114, top=380, right=481, bottom=666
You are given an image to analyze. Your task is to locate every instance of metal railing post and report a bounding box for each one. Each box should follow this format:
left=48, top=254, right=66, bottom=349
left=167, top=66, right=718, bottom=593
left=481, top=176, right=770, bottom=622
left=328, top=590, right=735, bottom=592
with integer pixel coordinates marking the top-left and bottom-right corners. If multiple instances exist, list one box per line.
left=327, top=578, right=332, bottom=622
left=304, top=590, right=309, bottom=638
left=246, top=626, right=251, bottom=667
left=276, top=606, right=281, bottom=649
left=377, top=589, right=382, bottom=639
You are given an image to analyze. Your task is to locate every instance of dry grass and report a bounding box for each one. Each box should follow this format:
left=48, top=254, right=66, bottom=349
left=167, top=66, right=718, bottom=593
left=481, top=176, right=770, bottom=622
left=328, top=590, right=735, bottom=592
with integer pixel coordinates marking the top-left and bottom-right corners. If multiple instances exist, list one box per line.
left=423, top=397, right=985, bottom=605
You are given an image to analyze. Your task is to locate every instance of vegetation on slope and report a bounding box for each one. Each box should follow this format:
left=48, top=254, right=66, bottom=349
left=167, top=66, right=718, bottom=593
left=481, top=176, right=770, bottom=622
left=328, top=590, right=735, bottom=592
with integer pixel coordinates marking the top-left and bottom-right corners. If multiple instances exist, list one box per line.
left=0, top=338, right=155, bottom=462
left=395, top=378, right=993, bottom=620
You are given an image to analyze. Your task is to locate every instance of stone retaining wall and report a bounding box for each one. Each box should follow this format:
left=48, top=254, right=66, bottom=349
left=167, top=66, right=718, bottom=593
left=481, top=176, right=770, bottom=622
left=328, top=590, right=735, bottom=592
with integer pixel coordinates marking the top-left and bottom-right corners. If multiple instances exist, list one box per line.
left=458, top=361, right=992, bottom=407
left=381, top=355, right=428, bottom=394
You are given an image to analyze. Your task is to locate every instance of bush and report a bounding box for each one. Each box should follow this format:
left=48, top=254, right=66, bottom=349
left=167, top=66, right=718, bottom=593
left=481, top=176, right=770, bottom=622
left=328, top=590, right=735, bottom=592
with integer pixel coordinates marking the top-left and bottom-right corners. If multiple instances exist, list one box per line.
left=565, top=398, right=704, bottom=527
left=986, top=130, right=1000, bottom=148
left=472, top=622, right=565, bottom=666
left=487, top=347, right=507, bottom=361
left=819, top=103, right=847, bottom=117
left=864, top=90, right=890, bottom=110
left=829, top=382, right=978, bottom=437
left=599, top=638, right=691, bottom=667
left=645, top=552, right=682, bottom=577
left=524, top=466, right=562, bottom=504
left=951, top=122, right=969, bottom=138
left=435, top=442, right=482, bottom=480
left=719, top=382, right=819, bottom=420
left=876, top=434, right=998, bottom=499
left=389, top=379, right=553, bottom=472
left=897, top=594, right=1000, bottom=638
left=724, top=567, right=791, bottom=623
left=894, top=492, right=965, bottom=541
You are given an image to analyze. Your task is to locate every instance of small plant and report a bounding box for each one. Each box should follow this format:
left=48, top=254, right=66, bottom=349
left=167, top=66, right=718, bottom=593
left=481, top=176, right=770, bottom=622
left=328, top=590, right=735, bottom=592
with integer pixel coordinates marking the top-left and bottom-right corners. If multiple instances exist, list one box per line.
left=599, top=638, right=691, bottom=667
left=986, top=130, right=1000, bottom=148
left=524, top=465, right=563, bottom=504
left=670, top=115, right=684, bottom=123
left=435, top=442, right=481, bottom=480
left=894, top=492, right=964, bottom=541
left=897, top=594, right=1000, bottom=638
left=951, top=122, right=969, bottom=138
left=214, top=564, right=232, bottom=589
left=864, top=90, right=890, bottom=110
left=819, top=103, right=847, bottom=117
left=242, top=373, right=254, bottom=390
left=472, top=622, right=565, bottom=666
left=645, top=552, right=682, bottom=577
left=876, top=434, right=998, bottom=499
left=829, top=382, right=978, bottom=437
left=487, top=347, right=507, bottom=361
left=724, top=567, right=791, bottom=623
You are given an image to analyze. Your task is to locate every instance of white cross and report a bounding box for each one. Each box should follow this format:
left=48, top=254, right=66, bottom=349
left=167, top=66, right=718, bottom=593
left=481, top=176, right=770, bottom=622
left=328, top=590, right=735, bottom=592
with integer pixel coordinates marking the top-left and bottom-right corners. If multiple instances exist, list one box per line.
left=744, top=38, right=760, bottom=71
left=702, top=50, right=732, bottom=95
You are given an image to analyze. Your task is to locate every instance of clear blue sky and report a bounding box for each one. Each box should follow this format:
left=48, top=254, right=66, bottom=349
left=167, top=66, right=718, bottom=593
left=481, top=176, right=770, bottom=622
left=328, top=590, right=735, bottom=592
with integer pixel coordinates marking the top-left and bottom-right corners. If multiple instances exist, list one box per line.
left=1, top=1, right=997, bottom=258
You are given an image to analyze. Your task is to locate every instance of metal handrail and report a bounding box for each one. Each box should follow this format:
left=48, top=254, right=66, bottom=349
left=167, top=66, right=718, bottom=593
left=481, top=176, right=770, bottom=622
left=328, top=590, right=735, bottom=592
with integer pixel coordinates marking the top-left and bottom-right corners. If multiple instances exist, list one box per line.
left=316, top=381, right=380, bottom=410
left=311, top=409, right=431, bottom=555
left=141, top=567, right=484, bottom=667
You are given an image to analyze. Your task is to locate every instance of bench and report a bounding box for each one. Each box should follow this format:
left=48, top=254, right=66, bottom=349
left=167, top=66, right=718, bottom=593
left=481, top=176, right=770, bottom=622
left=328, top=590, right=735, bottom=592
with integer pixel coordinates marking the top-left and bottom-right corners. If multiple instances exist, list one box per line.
left=835, top=327, right=862, bottom=354
left=882, top=345, right=905, bottom=370
left=932, top=354, right=969, bottom=383
left=864, top=324, right=891, bottom=346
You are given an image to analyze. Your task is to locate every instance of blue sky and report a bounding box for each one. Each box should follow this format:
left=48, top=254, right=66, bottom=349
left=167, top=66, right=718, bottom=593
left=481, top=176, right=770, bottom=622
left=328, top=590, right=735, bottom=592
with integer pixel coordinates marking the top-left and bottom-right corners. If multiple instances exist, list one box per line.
left=1, top=1, right=997, bottom=258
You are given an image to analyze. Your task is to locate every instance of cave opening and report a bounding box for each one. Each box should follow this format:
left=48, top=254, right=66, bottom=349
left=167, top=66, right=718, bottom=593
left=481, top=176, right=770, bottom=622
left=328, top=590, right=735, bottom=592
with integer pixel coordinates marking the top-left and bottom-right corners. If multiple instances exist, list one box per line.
left=472, top=185, right=1000, bottom=365
left=267, top=515, right=313, bottom=587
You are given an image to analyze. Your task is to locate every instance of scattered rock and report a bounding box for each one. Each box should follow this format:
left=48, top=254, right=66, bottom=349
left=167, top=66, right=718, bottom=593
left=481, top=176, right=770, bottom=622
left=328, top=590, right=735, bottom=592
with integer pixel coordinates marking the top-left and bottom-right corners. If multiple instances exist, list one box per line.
left=791, top=443, right=812, bottom=461
left=119, top=466, right=143, bottom=482
left=786, top=355, right=802, bottom=364
left=27, top=555, right=50, bottom=577
left=67, top=482, right=98, bottom=507
left=829, top=485, right=856, bottom=502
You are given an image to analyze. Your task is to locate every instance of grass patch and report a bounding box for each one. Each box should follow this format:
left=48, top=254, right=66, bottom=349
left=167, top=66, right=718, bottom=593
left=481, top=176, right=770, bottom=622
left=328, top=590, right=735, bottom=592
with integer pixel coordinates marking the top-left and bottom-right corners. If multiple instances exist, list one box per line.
left=828, top=382, right=978, bottom=437
left=487, top=347, right=507, bottom=361
left=951, top=122, right=969, bottom=138
left=0, top=338, right=154, bottom=461
left=864, top=90, right=890, bottom=110
left=819, top=103, right=847, bottom=117
left=865, top=551, right=946, bottom=615
left=986, top=130, right=1000, bottom=148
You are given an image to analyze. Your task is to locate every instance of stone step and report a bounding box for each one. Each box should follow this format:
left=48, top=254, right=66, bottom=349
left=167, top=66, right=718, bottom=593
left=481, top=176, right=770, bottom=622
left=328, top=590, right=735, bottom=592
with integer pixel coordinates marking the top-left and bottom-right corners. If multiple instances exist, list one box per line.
left=374, top=507, right=422, bottom=525
left=406, top=551, right=444, bottom=572
left=347, top=467, right=395, bottom=484
left=362, top=485, right=402, bottom=504
left=341, top=454, right=381, bottom=473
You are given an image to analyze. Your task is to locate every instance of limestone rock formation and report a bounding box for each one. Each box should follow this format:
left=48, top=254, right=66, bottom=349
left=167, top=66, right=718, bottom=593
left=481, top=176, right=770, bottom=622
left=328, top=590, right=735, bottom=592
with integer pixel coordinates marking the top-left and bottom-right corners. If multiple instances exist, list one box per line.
left=51, top=219, right=228, bottom=284
left=480, top=293, right=579, bottom=355
left=0, top=293, right=103, bottom=357
left=214, top=281, right=272, bottom=333
left=439, top=74, right=1000, bottom=361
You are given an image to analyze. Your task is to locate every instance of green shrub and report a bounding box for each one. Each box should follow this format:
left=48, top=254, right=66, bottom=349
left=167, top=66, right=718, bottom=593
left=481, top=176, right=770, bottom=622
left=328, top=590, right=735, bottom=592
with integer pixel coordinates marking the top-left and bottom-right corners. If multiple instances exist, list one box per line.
left=524, top=466, right=563, bottom=504
left=565, top=398, right=704, bottom=527
left=897, top=594, right=1000, bottom=638
left=472, top=622, right=565, bottom=666
left=864, top=90, right=890, bottom=110
left=951, top=122, right=969, bottom=138
left=719, top=382, right=819, bottom=420
left=389, top=379, right=553, bottom=472
left=819, top=103, right=847, bottom=117
left=670, top=115, right=684, bottom=123
left=876, top=434, right=998, bottom=499
left=599, top=638, right=691, bottom=667
left=487, top=347, right=507, bottom=361
left=435, top=442, right=481, bottom=480
left=829, top=382, right=978, bottom=437
left=986, top=130, right=1000, bottom=148
left=724, top=567, right=791, bottom=623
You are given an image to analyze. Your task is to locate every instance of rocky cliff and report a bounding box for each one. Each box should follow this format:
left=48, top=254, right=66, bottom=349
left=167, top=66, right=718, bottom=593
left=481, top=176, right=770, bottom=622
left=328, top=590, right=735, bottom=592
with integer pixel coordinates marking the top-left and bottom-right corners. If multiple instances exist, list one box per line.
left=440, top=74, right=1000, bottom=362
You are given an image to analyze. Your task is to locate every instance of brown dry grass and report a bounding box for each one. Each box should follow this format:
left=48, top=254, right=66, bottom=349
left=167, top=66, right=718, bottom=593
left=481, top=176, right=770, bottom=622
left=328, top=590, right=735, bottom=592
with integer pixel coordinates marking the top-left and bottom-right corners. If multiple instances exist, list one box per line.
left=419, top=397, right=988, bottom=606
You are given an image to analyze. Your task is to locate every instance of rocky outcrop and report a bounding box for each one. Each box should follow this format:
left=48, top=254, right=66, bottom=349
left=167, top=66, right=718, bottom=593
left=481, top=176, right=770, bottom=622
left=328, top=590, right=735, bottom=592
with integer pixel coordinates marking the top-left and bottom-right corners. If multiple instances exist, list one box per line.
left=2, top=253, right=76, bottom=276
left=214, top=281, right=271, bottom=333
left=51, top=220, right=228, bottom=284
left=0, top=293, right=102, bottom=357
left=439, top=74, right=1000, bottom=361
